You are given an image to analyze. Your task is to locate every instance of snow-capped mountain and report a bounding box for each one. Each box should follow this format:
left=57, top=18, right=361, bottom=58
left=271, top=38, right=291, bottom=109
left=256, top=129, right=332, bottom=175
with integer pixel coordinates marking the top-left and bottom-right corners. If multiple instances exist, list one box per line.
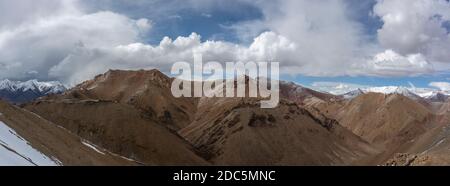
left=0, top=79, right=66, bottom=104
left=341, top=89, right=365, bottom=99
left=364, top=86, right=423, bottom=100
left=339, top=86, right=419, bottom=99
left=338, top=86, right=450, bottom=101
left=424, top=91, right=450, bottom=102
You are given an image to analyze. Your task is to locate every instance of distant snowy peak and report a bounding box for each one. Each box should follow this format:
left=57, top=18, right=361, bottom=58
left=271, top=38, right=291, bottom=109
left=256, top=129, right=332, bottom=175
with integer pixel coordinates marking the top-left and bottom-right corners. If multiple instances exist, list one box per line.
left=0, top=79, right=66, bottom=103
left=340, top=86, right=421, bottom=100
left=341, top=89, right=364, bottom=99
left=340, top=86, right=450, bottom=101
left=364, top=86, right=412, bottom=95
left=364, top=86, right=422, bottom=99
left=425, top=91, right=450, bottom=102
left=0, top=79, right=15, bottom=91
left=0, top=79, right=66, bottom=94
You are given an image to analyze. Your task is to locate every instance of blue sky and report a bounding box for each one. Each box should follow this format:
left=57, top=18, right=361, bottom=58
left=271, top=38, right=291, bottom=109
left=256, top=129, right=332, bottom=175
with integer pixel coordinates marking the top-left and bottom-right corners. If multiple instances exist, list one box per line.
left=84, top=0, right=265, bottom=43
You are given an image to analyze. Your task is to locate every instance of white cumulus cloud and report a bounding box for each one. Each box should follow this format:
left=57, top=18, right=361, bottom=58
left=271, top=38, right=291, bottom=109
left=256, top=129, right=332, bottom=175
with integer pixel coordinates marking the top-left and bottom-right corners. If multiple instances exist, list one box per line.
left=362, top=49, right=435, bottom=76
left=374, top=0, right=450, bottom=62
left=48, top=31, right=298, bottom=85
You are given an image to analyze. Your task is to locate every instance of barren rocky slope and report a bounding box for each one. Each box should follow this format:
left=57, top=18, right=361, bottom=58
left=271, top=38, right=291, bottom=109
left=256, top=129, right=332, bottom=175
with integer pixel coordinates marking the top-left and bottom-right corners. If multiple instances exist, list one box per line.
left=0, top=100, right=136, bottom=165
left=306, top=92, right=450, bottom=165
left=179, top=97, right=377, bottom=165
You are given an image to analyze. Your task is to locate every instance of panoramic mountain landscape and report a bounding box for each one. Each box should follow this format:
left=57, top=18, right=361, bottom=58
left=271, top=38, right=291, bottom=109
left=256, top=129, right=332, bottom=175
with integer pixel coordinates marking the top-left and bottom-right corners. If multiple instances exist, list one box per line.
left=1, top=0, right=450, bottom=169
left=0, top=69, right=448, bottom=165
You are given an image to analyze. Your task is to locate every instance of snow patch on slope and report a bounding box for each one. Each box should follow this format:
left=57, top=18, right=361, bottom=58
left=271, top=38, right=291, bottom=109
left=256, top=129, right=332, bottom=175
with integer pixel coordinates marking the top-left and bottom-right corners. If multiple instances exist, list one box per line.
left=0, top=120, right=60, bottom=166
left=81, top=140, right=105, bottom=155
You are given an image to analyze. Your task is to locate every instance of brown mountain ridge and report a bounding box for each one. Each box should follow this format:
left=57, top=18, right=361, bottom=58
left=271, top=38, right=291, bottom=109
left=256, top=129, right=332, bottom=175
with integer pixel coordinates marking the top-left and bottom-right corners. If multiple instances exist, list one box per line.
left=21, top=69, right=378, bottom=165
